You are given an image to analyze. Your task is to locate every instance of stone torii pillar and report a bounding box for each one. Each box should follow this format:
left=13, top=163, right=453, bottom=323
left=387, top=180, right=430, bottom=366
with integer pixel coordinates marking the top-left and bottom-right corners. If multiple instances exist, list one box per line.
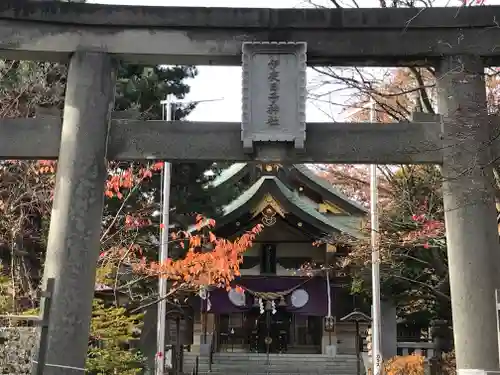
left=35, top=52, right=115, bottom=374
left=437, top=55, right=500, bottom=373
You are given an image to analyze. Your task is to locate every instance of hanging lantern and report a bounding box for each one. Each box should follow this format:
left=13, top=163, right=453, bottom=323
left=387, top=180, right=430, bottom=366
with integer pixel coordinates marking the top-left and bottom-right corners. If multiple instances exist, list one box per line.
left=324, top=316, right=335, bottom=332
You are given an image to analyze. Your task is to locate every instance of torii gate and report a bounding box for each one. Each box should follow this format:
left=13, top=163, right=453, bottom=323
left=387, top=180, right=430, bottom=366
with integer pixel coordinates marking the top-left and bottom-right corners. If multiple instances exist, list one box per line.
left=1, top=2, right=499, bottom=374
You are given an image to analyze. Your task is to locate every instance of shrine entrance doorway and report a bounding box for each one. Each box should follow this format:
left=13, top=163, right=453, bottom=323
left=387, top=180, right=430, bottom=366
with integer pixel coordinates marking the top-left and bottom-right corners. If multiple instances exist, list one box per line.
left=216, top=310, right=322, bottom=354
left=248, top=307, right=291, bottom=353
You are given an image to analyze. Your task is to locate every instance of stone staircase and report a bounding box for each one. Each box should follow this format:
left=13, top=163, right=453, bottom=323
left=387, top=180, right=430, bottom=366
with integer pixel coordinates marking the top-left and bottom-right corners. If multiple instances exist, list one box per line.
left=183, top=352, right=360, bottom=375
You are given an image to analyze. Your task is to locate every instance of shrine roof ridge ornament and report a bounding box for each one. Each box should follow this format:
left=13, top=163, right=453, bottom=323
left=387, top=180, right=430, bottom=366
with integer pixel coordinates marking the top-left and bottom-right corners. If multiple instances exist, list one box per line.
left=2, top=2, right=500, bottom=65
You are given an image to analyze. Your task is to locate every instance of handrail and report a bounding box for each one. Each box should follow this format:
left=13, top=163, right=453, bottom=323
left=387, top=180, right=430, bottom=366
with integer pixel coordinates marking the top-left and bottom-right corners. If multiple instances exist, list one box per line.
left=191, top=355, right=199, bottom=375
left=209, top=330, right=216, bottom=372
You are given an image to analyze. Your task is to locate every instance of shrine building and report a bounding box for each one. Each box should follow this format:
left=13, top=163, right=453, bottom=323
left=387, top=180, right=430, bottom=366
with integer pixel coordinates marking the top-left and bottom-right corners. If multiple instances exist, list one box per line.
left=192, top=163, right=370, bottom=356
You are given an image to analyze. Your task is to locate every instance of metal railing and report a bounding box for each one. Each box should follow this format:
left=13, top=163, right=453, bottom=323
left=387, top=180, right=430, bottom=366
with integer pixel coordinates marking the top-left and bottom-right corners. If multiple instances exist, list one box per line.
left=190, top=356, right=199, bottom=375
left=397, top=341, right=435, bottom=359
left=208, top=330, right=216, bottom=373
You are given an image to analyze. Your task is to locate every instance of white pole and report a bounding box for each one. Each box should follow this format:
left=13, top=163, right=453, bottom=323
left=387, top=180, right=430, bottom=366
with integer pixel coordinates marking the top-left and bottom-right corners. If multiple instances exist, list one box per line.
left=496, top=289, right=500, bottom=368
left=155, top=96, right=224, bottom=374
left=370, top=98, right=383, bottom=375
left=156, top=96, right=173, bottom=375
left=326, top=269, right=332, bottom=318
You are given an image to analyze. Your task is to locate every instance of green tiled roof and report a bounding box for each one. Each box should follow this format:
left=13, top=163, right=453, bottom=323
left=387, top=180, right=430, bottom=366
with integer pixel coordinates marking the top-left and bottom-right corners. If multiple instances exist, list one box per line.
left=222, top=175, right=267, bottom=216
left=222, top=176, right=366, bottom=239
left=212, top=163, right=367, bottom=215
left=209, top=163, right=248, bottom=188
left=292, top=164, right=368, bottom=214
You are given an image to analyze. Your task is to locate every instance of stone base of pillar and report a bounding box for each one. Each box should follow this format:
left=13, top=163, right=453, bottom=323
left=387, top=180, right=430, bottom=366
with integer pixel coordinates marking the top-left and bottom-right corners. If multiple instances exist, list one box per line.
left=361, top=353, right=371, bottom=375
left=199, top=333, right=214, bottom=357
left=321, top=332, right=337, bottom=356
left=458, top=371, right=500, bottom=375
left=324, top=344, right=338, bottom=357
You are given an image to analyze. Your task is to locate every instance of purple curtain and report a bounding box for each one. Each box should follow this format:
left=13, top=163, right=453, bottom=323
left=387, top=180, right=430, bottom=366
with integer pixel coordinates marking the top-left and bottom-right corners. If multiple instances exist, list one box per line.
left=200, top=276, right=333, bottom=316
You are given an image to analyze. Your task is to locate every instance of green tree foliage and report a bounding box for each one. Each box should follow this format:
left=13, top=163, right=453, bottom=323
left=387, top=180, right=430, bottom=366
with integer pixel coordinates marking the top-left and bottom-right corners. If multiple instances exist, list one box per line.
left=376, top=165, right=448, bottom=325
left=86, top=300, right=145, bottom=375
left=328, top=165, right=447, bottom=326
left=0, top=266, right=13, bottom=314
left=0, top=58, right=238, bottom=297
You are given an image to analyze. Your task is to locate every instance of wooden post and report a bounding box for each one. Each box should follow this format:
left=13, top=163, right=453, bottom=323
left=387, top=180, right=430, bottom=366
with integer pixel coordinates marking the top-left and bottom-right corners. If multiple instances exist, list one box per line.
left=355, top=320, right=361, bottom=375
left=175, top=316, right=181, bottom=375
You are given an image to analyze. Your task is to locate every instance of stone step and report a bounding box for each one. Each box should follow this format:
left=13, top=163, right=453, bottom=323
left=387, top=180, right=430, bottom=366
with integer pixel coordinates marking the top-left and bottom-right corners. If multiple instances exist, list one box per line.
left=187, top=363, right=357, bottom=367
left=193, top=364, right=357, bottom=369
left=183, top=368, right=358, bottom=373
left=184, top=356, right=357, bottom=361
left=182, top=353, right=359, bottom=375
left=209, top=357, right=359, bottom=362
left=183, top=368, right=357, bottom=374
left=200, top=369, right=357, bottom=374
left=184, top=366, right=357, bottom=372
left=209, top=353, right=357, bottom=359
left=184, top=373, right=356, bottom=375
left=184, top=363, right=357, bottom=369
left=190, top=373, right=357, bottom=375
left=185, top=354, right=358, bottom=362
left=183, top=363, right=358, bottom=374
left=184, top=361, right=357, bottom=368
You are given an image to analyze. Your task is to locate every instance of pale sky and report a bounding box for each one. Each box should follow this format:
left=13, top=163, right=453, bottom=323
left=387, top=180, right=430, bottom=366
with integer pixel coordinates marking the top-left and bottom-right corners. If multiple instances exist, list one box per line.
left=88, top=0, right=491, bottom=122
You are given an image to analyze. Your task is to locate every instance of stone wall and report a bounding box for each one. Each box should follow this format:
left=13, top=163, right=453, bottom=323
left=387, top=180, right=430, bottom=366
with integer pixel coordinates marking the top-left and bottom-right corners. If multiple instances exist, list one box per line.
left=0, top=327, right=37, bottom=374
